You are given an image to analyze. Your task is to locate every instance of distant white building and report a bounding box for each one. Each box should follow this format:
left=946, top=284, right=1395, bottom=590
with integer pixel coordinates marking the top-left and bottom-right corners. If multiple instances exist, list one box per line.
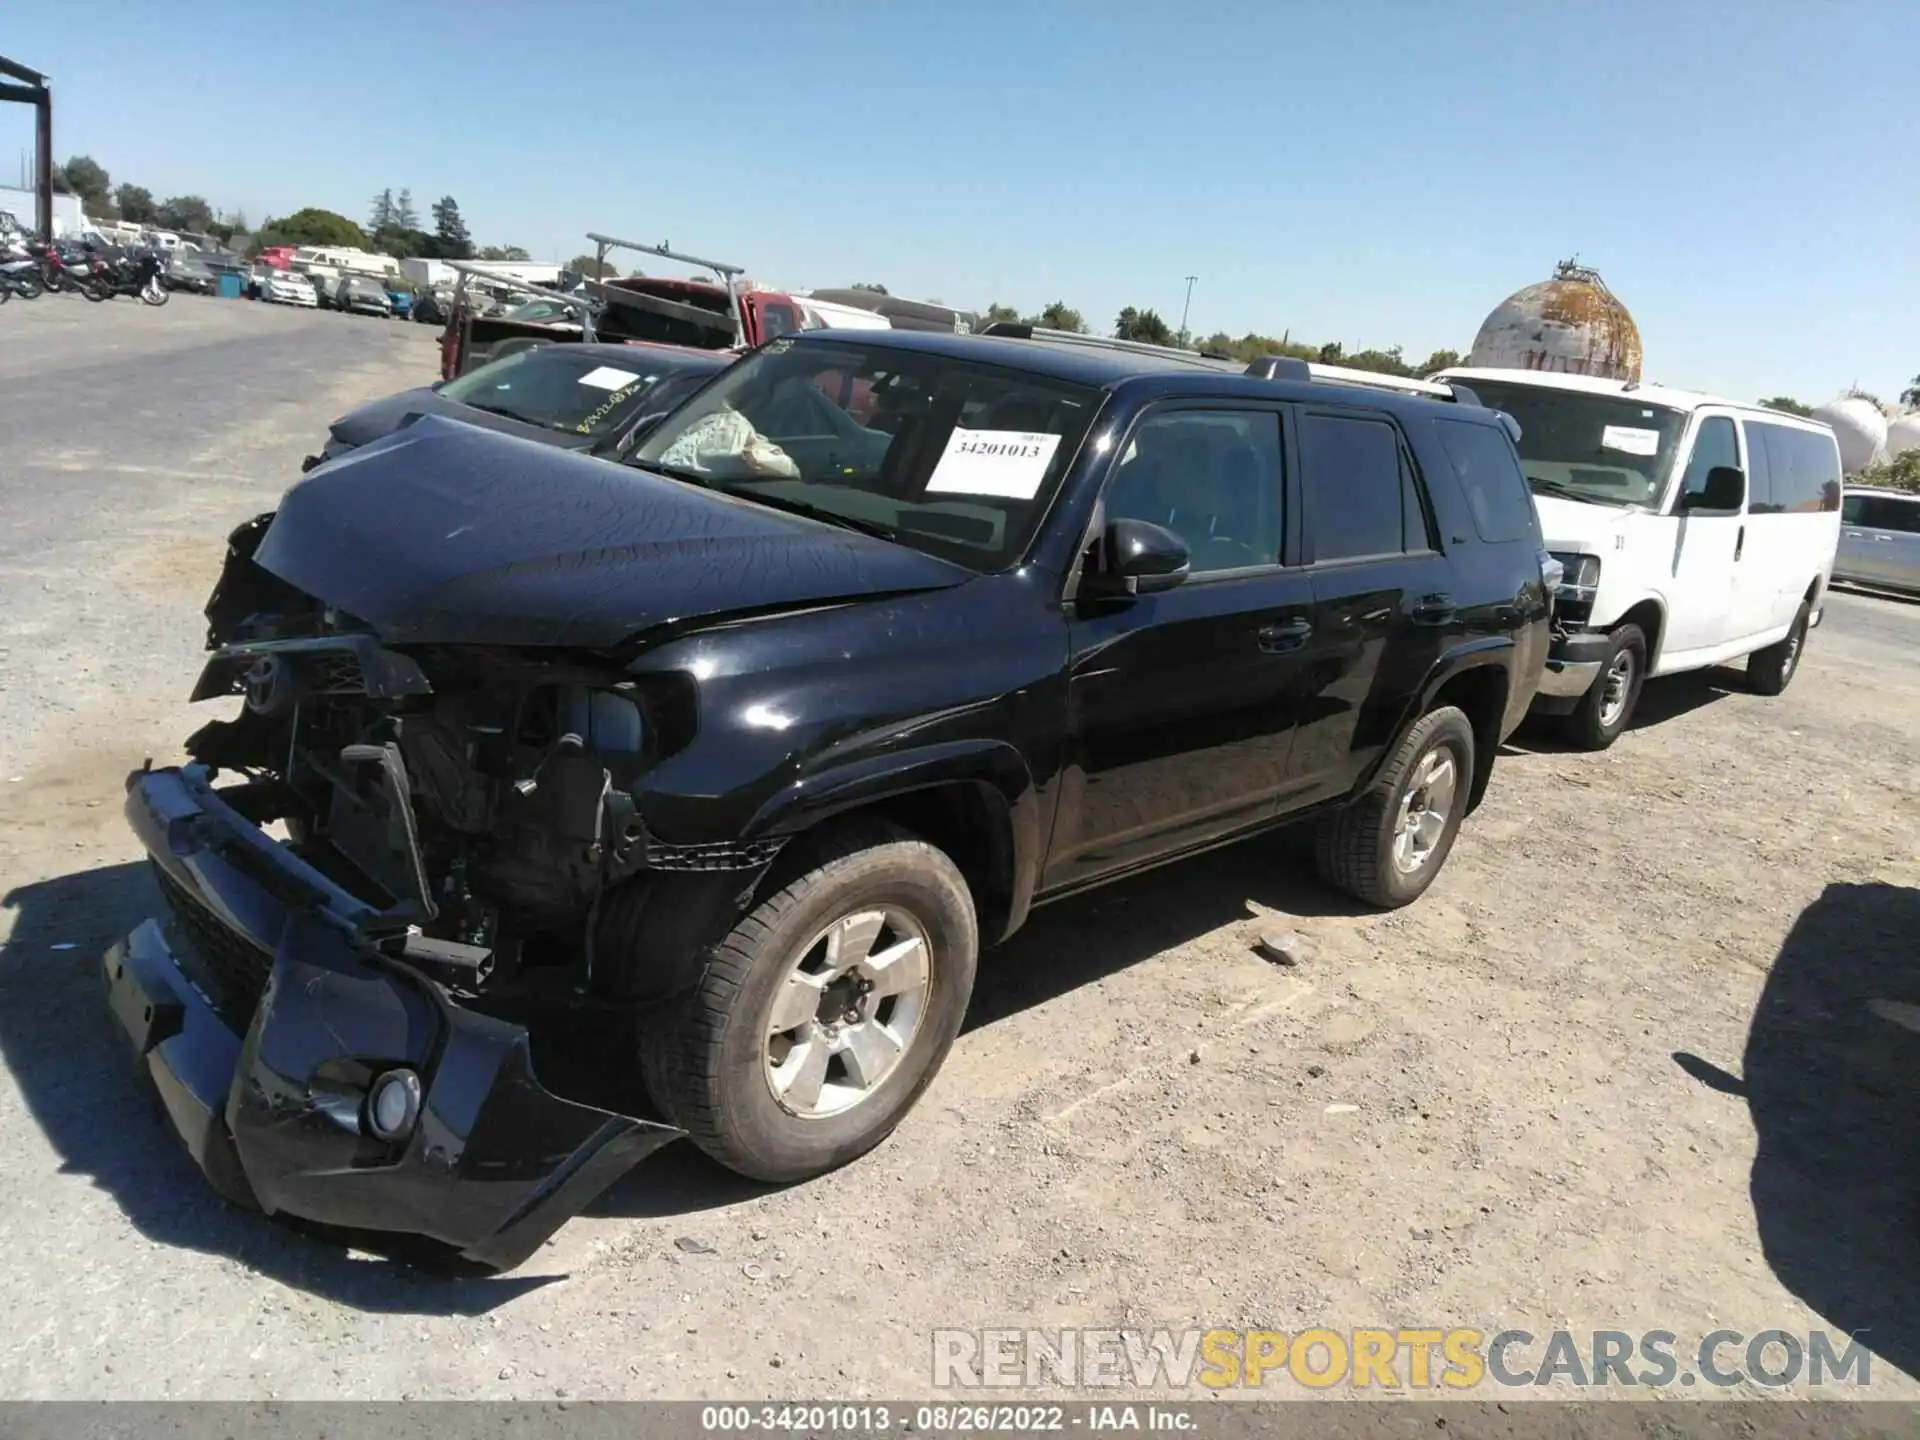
left=0, top=184, right=87, bottom=238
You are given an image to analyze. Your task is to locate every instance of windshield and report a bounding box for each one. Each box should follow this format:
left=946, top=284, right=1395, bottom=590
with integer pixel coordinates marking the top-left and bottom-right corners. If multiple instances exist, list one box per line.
left=1455, top=379, right=1687, bottom=508
left=439, top=347, right=685, bottom=436
left=629, top=338, right=1103, bottom=571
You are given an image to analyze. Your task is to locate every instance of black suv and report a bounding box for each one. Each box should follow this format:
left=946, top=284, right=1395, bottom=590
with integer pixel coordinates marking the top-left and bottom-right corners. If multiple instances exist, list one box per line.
left=105, top=328, right=1552, bottom=1271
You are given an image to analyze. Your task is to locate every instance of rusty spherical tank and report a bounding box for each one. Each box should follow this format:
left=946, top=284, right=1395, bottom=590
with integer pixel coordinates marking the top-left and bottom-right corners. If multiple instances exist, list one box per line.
left=1468, top=260, right=1644, bottom=382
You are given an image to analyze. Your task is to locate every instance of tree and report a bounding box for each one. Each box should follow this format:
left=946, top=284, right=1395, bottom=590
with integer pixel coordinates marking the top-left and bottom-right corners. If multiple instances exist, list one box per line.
left=1317, top=341, right=1344, bottom=364
left=1760, top=396, right=1814, bottom=417
left=981, top=301, right=1021, bottom=326
left=156, top=195, right=215, bottom=234
left=62, top=155, right=113, bottom=217
left=394, top=189, right=419, bottom=231
left=1340, top=345, right=1417, bottom=377
left=1033, top=301, right=1084, bottom=333
left=480, top=245, right=531, bottom=261
left=1856, top=447, right=1920, bottom=494
left=257, top=207, right=365, bottom=247
left=369, top=189, right=395, bottom=232
left=1416, top=348, right=1462, bottom=375
left=114, top=183, right=156, bottom=224
left=431, top=196, right=473, bottom=260
left=1114, top=307, right=1172, bottom=344
left=1901, top=374, right=1920, bottom=409
left=567, top=253, right=616, bottom=279
left=850, top=282, right=889, bottom=295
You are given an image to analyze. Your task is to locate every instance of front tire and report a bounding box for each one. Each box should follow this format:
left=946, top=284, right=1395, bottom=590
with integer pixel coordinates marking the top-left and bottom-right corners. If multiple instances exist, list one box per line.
left=640, top=819, right=979, bottom=1183
left=1747, top=601, right=1809, bottom=696
left=1558, top=623, right=1646, bottom=751
left=1314, top=705, right=1476, bottom=909
left=141, top=279, right=169, bottom=306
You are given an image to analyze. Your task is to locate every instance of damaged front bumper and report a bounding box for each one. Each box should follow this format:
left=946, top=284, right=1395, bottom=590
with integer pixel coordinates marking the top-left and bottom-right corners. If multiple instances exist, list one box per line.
left=104, top=764, right=683, bottom=1272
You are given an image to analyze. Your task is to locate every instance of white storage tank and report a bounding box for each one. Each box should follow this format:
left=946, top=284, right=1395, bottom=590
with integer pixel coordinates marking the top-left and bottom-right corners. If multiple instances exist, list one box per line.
left=1884, top=412, right=1920, bottom=462
left=1467, top=259, right=1644, bottom=382
left=1813, top=396, right=1889, bottom=474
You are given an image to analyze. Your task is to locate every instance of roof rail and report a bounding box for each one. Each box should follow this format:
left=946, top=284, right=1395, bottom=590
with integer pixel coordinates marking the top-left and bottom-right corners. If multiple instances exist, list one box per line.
left=1243, top=355, right=1312, bottom=382
left=976, top=322, right=1228, bottom=370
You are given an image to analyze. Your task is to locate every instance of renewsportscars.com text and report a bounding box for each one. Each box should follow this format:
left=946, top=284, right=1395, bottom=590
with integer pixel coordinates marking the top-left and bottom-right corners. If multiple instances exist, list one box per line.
left=931, top=1327, right=1873, bottom=1392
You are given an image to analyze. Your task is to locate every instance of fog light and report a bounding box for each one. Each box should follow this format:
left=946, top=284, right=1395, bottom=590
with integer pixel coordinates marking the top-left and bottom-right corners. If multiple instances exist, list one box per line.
left=366, top=1068, right=422, bottom=1141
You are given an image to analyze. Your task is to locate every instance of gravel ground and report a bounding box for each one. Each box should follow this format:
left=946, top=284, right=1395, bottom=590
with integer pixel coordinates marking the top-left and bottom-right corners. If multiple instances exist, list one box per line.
left=1, top=299, right=1917, bottom=1405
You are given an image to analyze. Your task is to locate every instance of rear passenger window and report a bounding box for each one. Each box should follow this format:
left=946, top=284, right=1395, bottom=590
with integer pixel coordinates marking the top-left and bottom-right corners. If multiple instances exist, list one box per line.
left=1301, top=413, right=1414, bottom=562
left=1741, top=421, right=1778, bottom=514
left=1757, top=424, right=1843, bottom=513
left=1434, top=418, right=1537, bottom=543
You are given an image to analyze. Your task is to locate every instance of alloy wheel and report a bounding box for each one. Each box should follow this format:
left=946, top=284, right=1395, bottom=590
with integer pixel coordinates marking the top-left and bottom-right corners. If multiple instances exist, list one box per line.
left=1392, top=746, right=1458, bottom=875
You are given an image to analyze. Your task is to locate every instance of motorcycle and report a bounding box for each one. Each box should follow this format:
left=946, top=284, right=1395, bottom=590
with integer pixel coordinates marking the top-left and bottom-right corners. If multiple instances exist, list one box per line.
left=30, top=240, right=110, bottom=299
left=93, top=247, right=170, bottom=305
left=0, top=242, right=43, bottom=300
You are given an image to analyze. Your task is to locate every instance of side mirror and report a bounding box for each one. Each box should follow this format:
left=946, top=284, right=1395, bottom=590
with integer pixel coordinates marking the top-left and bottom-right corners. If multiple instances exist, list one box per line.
left=1681, top=465, right=1744, bottom=514
left=1084, top=517, right=1190, bottom=598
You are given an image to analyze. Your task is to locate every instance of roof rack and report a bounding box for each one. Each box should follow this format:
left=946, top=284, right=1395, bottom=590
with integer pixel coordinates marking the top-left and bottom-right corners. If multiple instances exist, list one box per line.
left=977, top=321, right=1229, bottom=369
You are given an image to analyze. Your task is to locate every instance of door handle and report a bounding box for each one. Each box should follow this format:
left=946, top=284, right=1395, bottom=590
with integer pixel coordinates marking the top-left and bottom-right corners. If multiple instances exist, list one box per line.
left=1412, top=594, right=1456, bottom=625
left=1257, top=617, right=1313, bottom=653
left=1735, top=525, right=1745, bottom=562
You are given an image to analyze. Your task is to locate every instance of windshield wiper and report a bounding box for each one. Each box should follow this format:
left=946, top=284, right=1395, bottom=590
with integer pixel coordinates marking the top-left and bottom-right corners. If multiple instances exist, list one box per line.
left=722, top=488, right=898, bottom=540
left=1528, top=475, right=1628, bottom=507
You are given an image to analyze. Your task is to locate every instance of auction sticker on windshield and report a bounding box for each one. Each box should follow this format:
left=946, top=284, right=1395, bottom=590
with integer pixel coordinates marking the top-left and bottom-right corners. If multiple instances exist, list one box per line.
left=926, top=429, right=1063, bottom=499
left=1600, top=425, right=1661, bottom=457
left=576, top=366, right=643, bottom=391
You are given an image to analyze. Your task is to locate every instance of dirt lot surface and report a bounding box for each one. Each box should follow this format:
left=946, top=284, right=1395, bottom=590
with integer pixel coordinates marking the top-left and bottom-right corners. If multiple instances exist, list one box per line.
left=2, top=298, right=1917, bottom=1406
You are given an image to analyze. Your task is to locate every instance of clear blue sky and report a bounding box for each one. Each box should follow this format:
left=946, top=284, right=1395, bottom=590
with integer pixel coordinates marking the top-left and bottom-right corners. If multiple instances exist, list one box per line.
left=4, top=0, right=1914, bottom=404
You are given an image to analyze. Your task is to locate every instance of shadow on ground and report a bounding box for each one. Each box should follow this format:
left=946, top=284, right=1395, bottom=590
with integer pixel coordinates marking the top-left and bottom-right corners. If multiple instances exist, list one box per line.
left=1675, top=881, right=1920, bottom=1381
left=5, top=825, right=1363, bottom=1290
left=1505, top=665, right=1746, bottom=754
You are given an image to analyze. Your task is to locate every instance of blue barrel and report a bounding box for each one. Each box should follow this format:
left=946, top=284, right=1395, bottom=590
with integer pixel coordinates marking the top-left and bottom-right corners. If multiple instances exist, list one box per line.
left=217, top=272, right=243, bottom=299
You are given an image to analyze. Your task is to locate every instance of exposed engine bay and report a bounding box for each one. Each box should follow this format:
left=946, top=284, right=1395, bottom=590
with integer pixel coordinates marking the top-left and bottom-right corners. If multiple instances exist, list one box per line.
left=179, top=513, right=777, bottom=1017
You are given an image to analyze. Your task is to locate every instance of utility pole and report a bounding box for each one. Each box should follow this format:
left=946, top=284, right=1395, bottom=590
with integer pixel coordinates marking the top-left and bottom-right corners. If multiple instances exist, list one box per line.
left=1178, top=275, right=1197, bottom=344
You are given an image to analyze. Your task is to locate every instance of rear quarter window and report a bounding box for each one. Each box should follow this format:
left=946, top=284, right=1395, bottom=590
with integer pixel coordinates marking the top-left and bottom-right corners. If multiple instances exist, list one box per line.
left=1433, top=417, right=1540, bottom=544
left=1756, top=424, right=1843, bottom=513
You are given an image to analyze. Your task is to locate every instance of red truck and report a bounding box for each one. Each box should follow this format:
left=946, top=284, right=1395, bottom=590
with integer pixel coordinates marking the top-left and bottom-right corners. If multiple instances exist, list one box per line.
left=438, top=233, right=806, bottom=381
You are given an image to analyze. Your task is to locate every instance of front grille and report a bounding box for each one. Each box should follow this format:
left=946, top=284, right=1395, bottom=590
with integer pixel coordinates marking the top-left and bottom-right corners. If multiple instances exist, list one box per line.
left=152, top=862, right=272, bottom=1023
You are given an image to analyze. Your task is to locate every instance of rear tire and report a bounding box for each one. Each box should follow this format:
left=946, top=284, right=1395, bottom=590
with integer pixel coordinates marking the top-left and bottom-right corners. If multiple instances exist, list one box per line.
left=1747, top=601, right=1809, bottom=696
left=1558, top=623, right=1646, bottom=751
left=1314, top=705, right=1475, bottom=909
left=639, top=819, right=978, bottom=1183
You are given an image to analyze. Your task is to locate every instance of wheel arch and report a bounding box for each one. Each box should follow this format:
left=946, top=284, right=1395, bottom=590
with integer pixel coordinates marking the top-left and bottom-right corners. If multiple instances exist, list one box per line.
left=1415, top=647, right=1512, bottom=814
left=1611, top=595, right=1667, bottom=668
left=744, top=739, right=1042, bottom=946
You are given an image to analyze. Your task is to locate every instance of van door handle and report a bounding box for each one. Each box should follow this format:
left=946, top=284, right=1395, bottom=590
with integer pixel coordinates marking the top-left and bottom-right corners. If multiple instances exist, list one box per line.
left=1257, top=618, right=1313, bottom=653
left=1735, top=525, right=1745, bottom=561
left=1412, top=594, right=1456, bottom=625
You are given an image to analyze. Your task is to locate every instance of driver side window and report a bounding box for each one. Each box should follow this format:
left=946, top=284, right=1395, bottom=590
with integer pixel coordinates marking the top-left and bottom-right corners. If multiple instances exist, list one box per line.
left=1674, top=416, right=1741, bottom=509
left=1104, top=410, right=1285, bottom=575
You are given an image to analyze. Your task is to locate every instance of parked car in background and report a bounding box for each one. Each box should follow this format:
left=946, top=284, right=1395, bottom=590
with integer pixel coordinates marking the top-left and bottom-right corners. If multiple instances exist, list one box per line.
left=163, top=251, right=218, bottom=295
left=260, top=269, right=318, bottom=307
left=1435, top=367, right=1843, bottom=748
left=411, top=287, right=453, bottom=326
left=301, top=340, right=728, bottom=471
left=255, top=246, right=298, bottom=271
left=335, top=273, right=394, bottom=317
left=106, top=327, right=1551, bottom=1272
left=386, top=286, right=413, bottom=319
left=1834, top=486, right=1920, bottom=595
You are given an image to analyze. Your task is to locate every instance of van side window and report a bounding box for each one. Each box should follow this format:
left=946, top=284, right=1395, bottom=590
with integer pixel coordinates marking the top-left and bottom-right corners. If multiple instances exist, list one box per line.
left=1844, top=493, right=1920, bottom=532
left=1674, top=417, right=1740, bottom=509
left=1758, top=424, right=1844, bottom=513
left=1433, top=418, right=1536, bottom=543
left=1301, top=412, right=1414, bottom=562
left=1741, top=421, right=1778, bottom=514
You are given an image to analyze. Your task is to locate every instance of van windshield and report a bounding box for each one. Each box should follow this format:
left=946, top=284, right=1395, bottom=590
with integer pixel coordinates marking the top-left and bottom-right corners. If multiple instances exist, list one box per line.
left=1456, top=379, right=1688, bottom=508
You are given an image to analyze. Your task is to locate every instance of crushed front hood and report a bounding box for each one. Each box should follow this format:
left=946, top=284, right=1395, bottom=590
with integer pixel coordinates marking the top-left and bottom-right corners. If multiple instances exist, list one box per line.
left=254, top=414, right=973, bottom=648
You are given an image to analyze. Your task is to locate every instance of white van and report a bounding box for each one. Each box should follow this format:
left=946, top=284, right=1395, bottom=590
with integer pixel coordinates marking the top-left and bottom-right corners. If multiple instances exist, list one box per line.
left=1434, top=368, right=1843, bottom=749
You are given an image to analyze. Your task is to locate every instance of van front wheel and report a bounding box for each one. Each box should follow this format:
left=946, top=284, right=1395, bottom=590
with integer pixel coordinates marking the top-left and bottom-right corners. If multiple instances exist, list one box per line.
left=1747, top=602, right=1809, bottom=696
left=1559, top=623, right=1646, bottom=752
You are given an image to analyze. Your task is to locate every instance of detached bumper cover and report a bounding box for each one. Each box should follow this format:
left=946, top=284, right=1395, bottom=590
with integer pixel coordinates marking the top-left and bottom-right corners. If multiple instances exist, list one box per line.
left=105, top=765, right=682, bottom=1272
